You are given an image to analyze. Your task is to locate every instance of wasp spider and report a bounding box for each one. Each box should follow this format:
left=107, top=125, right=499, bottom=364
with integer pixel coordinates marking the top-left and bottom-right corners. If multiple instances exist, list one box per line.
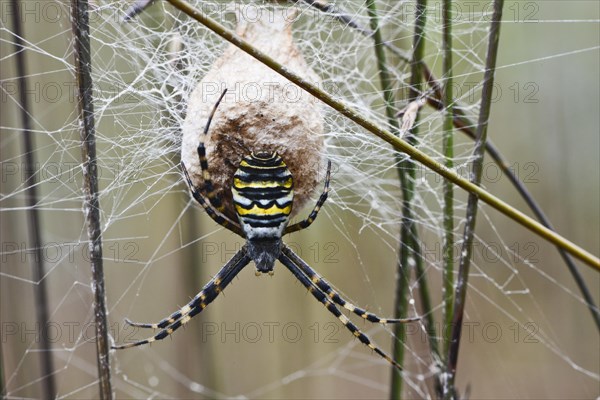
left=113, top=89, right=419, bottom=370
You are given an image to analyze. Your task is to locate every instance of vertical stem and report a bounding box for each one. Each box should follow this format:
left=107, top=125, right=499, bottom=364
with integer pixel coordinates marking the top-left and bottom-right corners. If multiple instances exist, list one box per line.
left=365, top=0, right=398, bottom=127
left=404, top=0, right=442, bottom=393
left=70, top=1, right=113, bottom=398
left=390, top=226, right=411, bottom=400
left=365, top=0, right=408, bottom=396
left=364, top=0, right=410, bottom=395
left=9, top=1, right=57, bottom=398
left=445, top=1, right=504, bottom=397
left=441, top=0, right=455, bottom=358
left=372, top=0, right=432, bottom=397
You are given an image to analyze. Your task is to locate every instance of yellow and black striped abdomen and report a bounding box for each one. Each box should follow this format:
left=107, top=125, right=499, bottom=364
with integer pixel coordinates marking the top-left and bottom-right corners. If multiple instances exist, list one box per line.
left=232, top=152, right=293, bottom=240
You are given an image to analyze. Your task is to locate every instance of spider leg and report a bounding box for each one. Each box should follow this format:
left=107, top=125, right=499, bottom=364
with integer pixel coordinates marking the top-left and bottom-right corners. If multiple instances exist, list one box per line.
left=278, top=252, right=404, bottom=370
left=181, top=89, right=243, bottom=235
left=113, top=248, right=251, bottom=349
left=181, top=161, right=243, bottom=237
left=123, top=0, right=154, bottom=21
left=197, top=88, right=228, bottom=213
left=123, top=246, right=244, bottom=330
left=284, top=160, right=331, bottom=235
left=282, top=245, right=419, bottom=324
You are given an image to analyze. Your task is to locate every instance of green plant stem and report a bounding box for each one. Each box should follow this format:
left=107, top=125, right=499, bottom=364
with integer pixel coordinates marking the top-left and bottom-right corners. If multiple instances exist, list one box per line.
left=70, top=0, right=113, bottom=398
left=390, top=226, right=411, bottom=398
left=445, top=2, right=504, bottom=398
left=363, top=0, right=409, bottom=368
left=366, top=4, right=410, bottom=391
left=365, top=0, right=435, bottom=395
left=441, top=0, right=455, bottom=358
left=365, top=1, right=440, bottom=396
left=402, top=1, right=443, bottom=396
left=164, top=0, right=599, bottom=270
left=365, top=2, right=397, bottom=129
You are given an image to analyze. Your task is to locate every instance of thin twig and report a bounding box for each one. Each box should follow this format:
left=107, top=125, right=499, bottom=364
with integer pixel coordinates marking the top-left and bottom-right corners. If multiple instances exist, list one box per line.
left=445, top=1, right=504, bottom=397
left=441, top=0, right=456, bottom=358
left=70, top=0, right=113, bottom=398
left=10, top=1, right=57, bottom=398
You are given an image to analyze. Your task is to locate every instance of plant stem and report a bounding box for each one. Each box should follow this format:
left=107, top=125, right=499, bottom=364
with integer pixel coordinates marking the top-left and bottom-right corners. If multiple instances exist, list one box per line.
left=403, top=1, right=443, bottom=395
left=70, top=0, right=113, bottom=398
left=441, top=0, right=455, bottom=358
left=164, top=0, right=599, bottom=269
left=367, top=0, right=412, bottom=393
left=10, top=1, right=57, bottom=398
left=445, top=1, right=504, bottom=397
left=364, top=0, right=422, bottom=395
left=390, top=227, right=411, bottom=399
left=368, top=5, right=409, bottom=392
left=365, top=2, right=397, bottom=130
left=365, top=1, right=440, bottom=396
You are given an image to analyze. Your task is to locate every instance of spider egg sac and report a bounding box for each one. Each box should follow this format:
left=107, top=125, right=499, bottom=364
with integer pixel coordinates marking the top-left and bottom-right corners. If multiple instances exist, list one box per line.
left=181, top=5, right=325, bottom=221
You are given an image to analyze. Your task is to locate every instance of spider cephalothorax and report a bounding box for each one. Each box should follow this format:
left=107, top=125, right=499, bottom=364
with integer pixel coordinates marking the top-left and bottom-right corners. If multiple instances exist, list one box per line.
left=113, top=90, right=419, bottom=371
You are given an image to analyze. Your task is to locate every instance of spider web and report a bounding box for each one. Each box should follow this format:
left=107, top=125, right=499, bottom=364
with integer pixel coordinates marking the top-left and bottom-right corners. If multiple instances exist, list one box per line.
left=1, top=0, right=599, bottom=398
